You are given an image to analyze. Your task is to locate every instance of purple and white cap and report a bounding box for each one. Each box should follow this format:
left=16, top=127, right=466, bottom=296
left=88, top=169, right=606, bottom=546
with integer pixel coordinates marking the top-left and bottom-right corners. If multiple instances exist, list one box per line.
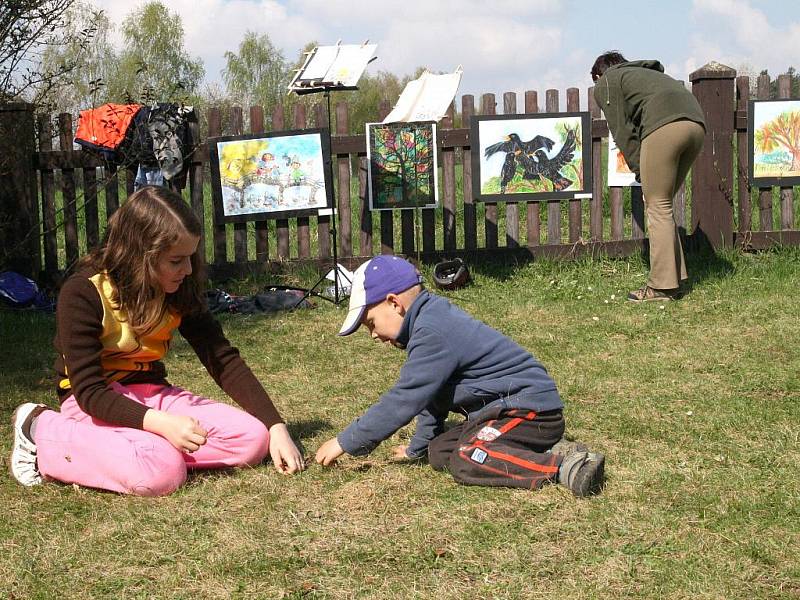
left=338, top=255, right=423, bottom=336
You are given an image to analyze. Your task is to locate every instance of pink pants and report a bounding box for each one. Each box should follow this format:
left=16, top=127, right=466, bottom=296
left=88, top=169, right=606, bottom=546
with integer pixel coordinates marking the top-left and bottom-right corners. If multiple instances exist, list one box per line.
left=34, top=383, right=270, bottom=496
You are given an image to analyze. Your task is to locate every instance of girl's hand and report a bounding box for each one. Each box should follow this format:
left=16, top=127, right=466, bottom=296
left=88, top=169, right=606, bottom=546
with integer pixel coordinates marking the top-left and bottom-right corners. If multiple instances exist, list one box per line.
left=315, top=437, right=345, bottom=466
left=268, top=423, right=305, bottom=475
left=143, top=409, right=208, bottom=453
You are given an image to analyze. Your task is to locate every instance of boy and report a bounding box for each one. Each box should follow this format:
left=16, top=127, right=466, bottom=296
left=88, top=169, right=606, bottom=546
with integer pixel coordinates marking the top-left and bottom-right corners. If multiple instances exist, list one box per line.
left=315, top=256, right=605, bottom=497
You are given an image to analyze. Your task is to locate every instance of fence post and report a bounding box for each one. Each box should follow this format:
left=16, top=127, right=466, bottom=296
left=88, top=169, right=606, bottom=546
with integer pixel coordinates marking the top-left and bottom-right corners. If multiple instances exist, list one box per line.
left=689, top=62, right=736, bottom=249
left=0, top=103, right=39, bottom=277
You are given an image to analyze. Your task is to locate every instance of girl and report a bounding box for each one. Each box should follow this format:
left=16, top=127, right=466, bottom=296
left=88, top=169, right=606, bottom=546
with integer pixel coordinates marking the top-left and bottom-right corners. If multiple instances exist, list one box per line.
left=10, top=186, right=305, bottom=496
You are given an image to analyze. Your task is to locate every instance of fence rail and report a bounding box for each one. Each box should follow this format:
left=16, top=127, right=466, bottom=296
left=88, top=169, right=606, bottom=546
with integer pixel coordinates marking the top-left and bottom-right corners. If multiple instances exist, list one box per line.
left=1, top=63, right=798, bottom=282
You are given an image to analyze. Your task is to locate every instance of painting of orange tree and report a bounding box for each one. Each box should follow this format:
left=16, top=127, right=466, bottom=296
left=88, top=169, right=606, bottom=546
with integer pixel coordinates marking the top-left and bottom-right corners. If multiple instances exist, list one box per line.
left=751, top=100, right=800, bottom=184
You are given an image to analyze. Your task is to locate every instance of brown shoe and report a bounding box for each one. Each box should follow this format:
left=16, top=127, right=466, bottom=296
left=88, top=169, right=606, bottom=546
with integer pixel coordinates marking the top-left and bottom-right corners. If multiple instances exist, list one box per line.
left=627, top=285, right=679, bottom=303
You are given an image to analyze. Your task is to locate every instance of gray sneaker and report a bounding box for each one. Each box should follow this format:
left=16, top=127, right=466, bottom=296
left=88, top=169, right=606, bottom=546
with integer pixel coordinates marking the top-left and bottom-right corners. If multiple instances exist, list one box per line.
left=558, top=450, right=605, bottom=497
left=548, top=437, right=589, bottom=456
left=10, top=403, right=48, bottom=487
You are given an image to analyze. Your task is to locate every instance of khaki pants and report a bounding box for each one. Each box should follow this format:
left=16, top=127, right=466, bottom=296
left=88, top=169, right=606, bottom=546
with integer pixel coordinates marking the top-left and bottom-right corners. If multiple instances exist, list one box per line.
left=640, top=120, right=705, bottom=289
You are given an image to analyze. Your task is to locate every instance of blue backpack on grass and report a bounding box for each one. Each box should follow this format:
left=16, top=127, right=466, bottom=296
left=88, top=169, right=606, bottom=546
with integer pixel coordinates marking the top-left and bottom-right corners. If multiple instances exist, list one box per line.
left=0, top=271, right=54, bottom=311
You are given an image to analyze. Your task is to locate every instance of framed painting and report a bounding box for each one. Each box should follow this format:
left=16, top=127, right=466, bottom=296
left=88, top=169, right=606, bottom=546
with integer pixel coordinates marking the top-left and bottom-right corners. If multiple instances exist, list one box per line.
left=607, top=133, right=640, bottom=187
left=209, top=128, right=333, bottom=223
left=366, top=121, right=438, bottom=210
left=748, top=99, right=800, bottom=186
left=471, top=112, right=592, bottom=202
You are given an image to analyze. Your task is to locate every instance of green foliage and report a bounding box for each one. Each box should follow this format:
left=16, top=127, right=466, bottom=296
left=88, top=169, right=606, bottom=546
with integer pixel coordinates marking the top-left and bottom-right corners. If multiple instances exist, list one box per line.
left=113, top=1, right=204, bottom=104
left=0, top=0, right=103, bottom=107
left=222, top=31, right=288, bottom=124
left=38, top=2, right=117, bottom=114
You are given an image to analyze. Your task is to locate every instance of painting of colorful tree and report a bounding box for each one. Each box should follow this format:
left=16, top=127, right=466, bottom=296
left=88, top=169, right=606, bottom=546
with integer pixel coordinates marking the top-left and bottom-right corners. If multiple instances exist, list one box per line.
left=367, top=122, right=438, bottom=210
left=751, top=100, right=800, bottom=183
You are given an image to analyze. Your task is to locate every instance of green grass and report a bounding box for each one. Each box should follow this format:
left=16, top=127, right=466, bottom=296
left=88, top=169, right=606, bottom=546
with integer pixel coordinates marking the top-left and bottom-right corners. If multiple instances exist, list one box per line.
left=2, top=247, right=799, bottom=598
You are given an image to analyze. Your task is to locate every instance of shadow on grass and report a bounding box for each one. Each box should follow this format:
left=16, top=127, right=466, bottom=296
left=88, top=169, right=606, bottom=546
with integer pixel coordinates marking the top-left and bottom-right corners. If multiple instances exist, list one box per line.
left=683, top=244, right=736, bottom=288
left=286, top=418, right=331, bottom=443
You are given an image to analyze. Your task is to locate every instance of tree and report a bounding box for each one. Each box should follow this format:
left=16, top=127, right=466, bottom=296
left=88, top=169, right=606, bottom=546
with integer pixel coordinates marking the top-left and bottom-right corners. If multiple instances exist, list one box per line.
left=755, top=109, right=800, bottom=172
left=0, top=0, right=102, bottom=105
left=113, top=1, right=204, bottom=104
left=222, top=31, right=288, bottom=119
left=370, top=123, right=434, bottom=208
left=38, top=2, right=117, bottom=114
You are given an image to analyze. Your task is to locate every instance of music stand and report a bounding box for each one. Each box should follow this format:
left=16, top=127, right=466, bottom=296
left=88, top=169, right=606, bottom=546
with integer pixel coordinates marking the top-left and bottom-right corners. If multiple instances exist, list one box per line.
left=289, top=42, right=377, bottom=306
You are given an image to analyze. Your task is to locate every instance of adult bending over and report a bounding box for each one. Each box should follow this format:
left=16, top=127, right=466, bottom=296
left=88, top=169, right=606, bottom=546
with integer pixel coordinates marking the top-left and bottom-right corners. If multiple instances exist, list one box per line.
left=592, top=51, right=705, bottom=302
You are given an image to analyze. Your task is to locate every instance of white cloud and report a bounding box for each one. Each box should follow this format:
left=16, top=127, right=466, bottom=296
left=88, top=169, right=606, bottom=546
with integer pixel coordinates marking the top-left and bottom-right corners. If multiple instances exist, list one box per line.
left=92, top=0, right=575, bottom=105
left=690, top=0, right=800, bottom=78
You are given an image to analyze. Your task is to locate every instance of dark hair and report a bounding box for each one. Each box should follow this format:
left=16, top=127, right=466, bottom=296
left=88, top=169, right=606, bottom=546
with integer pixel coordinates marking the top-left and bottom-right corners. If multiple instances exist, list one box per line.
left=79, top=186, right=206, bottom=333
left=591, top=51, right=627, bottom=81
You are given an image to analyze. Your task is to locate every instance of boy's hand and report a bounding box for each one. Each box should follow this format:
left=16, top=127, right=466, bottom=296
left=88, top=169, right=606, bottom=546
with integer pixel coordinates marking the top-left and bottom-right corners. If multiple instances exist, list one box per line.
left=390, top=445, right=410, bottom=460
left=315, top=437, right=345, bottom=466
left=268, top=423, right=305, bottom=475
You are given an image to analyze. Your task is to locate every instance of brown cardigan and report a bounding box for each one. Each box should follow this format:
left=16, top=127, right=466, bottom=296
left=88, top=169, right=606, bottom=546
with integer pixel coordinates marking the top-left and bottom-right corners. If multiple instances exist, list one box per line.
left=53, top=271, right=283, bottom=430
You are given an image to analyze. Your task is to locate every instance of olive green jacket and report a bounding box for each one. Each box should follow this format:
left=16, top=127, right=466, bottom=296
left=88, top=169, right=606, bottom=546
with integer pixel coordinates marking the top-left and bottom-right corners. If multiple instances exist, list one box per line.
left=593, top=60, right=706, bottom=176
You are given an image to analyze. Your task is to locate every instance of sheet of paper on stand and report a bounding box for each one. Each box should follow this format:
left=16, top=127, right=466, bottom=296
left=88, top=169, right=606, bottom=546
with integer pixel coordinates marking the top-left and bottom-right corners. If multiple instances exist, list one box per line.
left=288, top=43, right=377, bottom=92
left=382, top=67, right=463, bottom=123
left=323, top=264, right=354, bottom=297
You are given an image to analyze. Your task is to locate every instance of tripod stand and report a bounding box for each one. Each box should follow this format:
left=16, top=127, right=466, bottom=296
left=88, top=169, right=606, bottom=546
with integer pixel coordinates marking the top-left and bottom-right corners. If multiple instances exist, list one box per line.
left=294, top=89, right=351, bottom=307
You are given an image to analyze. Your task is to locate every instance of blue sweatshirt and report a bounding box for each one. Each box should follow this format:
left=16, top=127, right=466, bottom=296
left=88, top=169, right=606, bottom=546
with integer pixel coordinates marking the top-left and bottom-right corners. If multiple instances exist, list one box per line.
left=337, top=290, right=563, bottom=458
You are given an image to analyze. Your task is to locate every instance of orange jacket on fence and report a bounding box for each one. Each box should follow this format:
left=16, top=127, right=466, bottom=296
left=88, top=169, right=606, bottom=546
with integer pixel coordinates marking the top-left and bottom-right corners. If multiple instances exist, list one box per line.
left=74, top=103, right=141, bottom=151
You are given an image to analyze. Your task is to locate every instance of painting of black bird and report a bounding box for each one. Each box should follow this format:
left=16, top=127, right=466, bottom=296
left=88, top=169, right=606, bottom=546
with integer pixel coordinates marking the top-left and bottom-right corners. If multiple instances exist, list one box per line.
left=484, top=133, right=555, bottom=193
left=519, top=127, right=577, bottom=191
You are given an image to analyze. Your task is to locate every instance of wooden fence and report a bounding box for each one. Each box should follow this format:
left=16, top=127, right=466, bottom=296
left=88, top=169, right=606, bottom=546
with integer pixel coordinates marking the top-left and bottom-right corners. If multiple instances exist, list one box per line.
left=1, top=62, right=798, bottom=281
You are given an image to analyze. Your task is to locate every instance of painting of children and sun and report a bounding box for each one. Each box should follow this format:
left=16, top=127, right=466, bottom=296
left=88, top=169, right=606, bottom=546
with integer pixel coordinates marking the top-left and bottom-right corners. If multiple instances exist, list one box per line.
left=209, top=129, right=332, bottom=221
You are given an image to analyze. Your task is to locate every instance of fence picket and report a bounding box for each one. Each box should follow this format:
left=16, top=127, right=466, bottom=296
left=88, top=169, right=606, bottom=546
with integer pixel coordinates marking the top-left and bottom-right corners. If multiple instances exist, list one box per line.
left=545, top=90, right=561, bottom=244
left=588, top=86, right=604, bottom=241
left=524, top=90, right=540, bottom=247
left=207, top=108, right=227, bottom=263
left=482, top=93, right=498, bottom=248
left=271, top=104, right=290, bottom=259
left=37, top=114, right=58, bottom=272
left=188, top=118, right=206, bottom=262
left=58, top=113, right=79, bottom=267
left=503, top=91, right=519, bottom=248
left=292, top=104, right=311, bottom=258
left=566, top=88, right=582, bottom=243
left=442, top=102, right=458, bottom=251
left=230, top=107, right=248, bottom=263
left=336, top=102, right=352, bottom=257
left=249, top=105, right=269, bottom=262
left=736, top=76, right=751, bottom=233
left=462, top=95, right=477, bottom=250
left=756, top=74, right=773, bottom=232
left=777, top=74, right=794, bottom=230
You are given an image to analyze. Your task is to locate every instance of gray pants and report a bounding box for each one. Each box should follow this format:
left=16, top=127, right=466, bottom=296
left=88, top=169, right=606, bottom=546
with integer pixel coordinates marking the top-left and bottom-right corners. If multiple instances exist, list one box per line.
left=640, top=120, right=705, bottom=289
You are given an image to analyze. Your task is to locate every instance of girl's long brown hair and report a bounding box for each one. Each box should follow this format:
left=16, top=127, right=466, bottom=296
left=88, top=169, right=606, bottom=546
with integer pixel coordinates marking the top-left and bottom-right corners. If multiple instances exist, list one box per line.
left=79, top=186, right=206, bottom=334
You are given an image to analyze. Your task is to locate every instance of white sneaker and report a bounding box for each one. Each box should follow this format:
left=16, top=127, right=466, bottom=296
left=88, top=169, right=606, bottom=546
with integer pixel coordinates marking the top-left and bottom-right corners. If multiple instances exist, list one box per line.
left=10, top=403, right=47, bottom=486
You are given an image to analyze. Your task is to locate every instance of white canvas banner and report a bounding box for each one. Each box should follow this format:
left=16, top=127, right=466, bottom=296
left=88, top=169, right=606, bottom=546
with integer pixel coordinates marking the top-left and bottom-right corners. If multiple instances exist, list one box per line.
left=383, top=67, right=463, bottom=123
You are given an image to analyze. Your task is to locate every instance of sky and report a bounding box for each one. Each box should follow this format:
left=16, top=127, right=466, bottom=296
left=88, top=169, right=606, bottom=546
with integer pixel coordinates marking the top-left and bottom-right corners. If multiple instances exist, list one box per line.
left=93, top=0, right=800, bottom=109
